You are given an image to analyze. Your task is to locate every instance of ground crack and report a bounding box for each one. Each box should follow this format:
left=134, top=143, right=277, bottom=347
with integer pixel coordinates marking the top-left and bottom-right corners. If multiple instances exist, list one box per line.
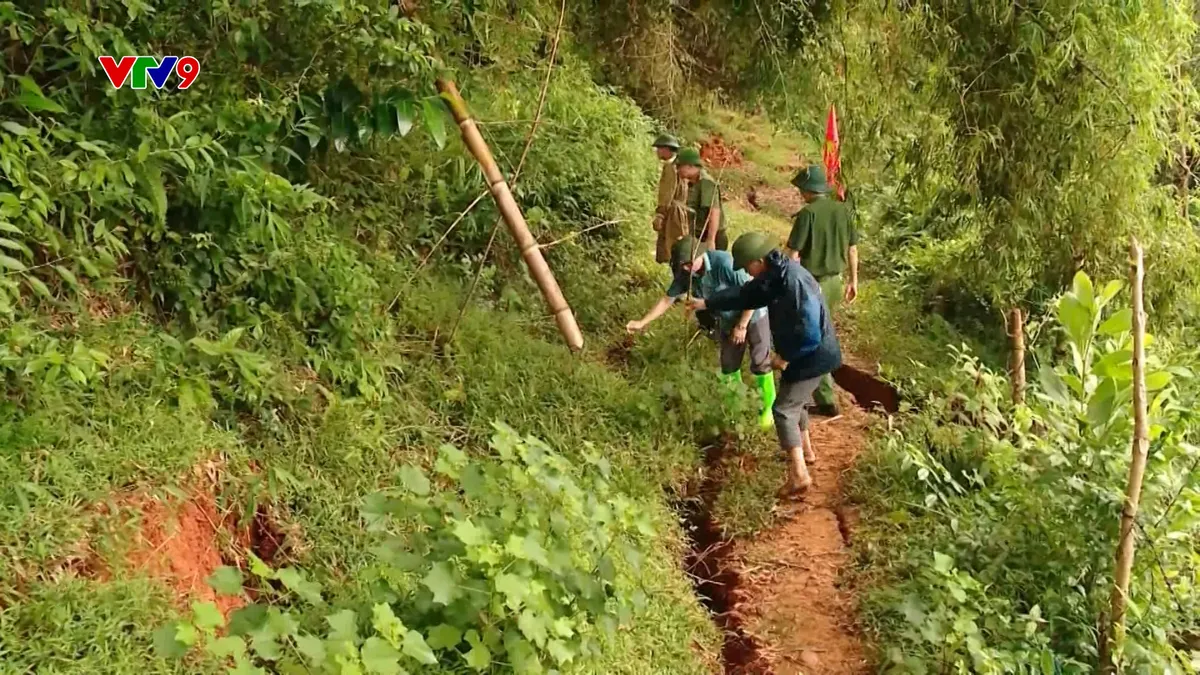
left=833, top=505, right=854, bottom=547
left=679, top=438, right=773, bottom=675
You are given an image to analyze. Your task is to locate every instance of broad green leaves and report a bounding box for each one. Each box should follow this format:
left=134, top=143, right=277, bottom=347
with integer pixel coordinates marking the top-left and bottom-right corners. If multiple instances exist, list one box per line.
left=326, top=609, right=359, bottom=645
left=207, top=566, right=244, bottom=595
left=393, top=92, right=416, bottom=137
left=397, top=465, right=430, bottom=496
left=425, top=624, right=462, bottom=650
left=0, top=120, right=30, bottom=136
left=1098, top=308, right=1132, bottom=336
left=421, top=98, right=448, bottom=150
left=401, top=630, right=437, bottom=665
left=314, top=77, right=449, bottom=154
left=10, top=76, right=66, bottom=114
left=153, top=624, right=191, bottom=658
left=154, top=427, right=649, bottom=673
left=1043, top=272, right=1180, bottom=437
left=1056, top=273, right=1121, bottom=359
left=361, top=428, right=654, bottom=673
left=360, top=638, right=402, bottom=674
left=422, top=562, right=459, bottom=605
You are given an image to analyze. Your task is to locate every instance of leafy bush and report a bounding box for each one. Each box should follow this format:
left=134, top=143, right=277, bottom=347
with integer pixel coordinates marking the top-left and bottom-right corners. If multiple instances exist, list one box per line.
left=853, top=273, right=1200, bottom=672
left=156, top=423, right=661, bottom=674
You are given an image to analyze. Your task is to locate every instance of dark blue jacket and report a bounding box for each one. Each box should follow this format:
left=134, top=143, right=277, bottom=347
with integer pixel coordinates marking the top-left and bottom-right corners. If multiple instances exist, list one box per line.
left=706, top=250, right=842, bottom=382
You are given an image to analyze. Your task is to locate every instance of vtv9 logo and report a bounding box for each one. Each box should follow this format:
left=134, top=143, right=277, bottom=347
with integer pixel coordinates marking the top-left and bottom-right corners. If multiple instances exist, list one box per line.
left=98, top=56, right=200, bottom=90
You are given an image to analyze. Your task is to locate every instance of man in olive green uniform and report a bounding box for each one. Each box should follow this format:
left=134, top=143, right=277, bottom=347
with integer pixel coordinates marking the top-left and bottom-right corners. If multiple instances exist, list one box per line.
left=675, top=148, right=728, bottom=251
left=787, top=164, right=858, bottom=416
left=651, top=134, right=687, bottom=264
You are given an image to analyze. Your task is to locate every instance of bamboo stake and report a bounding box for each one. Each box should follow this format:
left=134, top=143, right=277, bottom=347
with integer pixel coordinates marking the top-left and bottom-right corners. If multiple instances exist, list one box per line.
left=438, top=82, right=583, bottom=351
left=1100, top=237, right=1149, bottom=675
left=1008, top=307, right=1026, bottom=404
left=401, top=2, right=582, bottom=352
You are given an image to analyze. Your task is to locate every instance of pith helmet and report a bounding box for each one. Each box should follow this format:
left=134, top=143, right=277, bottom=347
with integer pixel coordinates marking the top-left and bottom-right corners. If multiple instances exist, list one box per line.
left=675, top=147, right=703, bottom=167
left=791, top=164, right=830, bottom=193
left=652, top=134, right=681, bottom=150
left=731, top=232, right=774, bottom=270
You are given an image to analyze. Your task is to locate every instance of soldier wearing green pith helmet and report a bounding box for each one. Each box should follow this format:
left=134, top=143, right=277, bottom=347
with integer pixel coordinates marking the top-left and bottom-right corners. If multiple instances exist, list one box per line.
left=688, top=231, right=843, bottom=497
left=651, top=134, right=687, bottom=264
left=786, top=164, right=858, bottom=417
left=675, top=148, right=728, bottom=251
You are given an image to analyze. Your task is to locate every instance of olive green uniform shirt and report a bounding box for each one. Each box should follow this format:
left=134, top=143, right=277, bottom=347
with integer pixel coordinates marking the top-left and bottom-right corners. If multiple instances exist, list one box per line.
left=686, top=170, right=726, bottom=240
left=786, top=195, right=857, bottom=278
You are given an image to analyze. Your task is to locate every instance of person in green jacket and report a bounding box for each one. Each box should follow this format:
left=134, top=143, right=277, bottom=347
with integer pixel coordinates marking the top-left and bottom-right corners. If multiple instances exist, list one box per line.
left=675, top=148, right=728, bottom=251
left=786, top=164, right=858, bottom=416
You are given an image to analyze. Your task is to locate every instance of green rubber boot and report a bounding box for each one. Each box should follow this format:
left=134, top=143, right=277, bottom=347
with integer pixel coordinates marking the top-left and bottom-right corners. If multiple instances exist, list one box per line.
left=755, top=373, right=776, bottom=430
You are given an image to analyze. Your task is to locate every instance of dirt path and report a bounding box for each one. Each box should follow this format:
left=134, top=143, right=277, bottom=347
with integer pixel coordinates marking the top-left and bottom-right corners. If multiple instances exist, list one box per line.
left=733, top=387, right=873, bottom=675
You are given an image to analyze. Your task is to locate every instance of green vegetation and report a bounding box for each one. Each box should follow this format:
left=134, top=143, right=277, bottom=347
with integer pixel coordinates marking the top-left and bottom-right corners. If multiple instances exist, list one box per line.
left=0, top=1, right=731, bottom=672
left=9, top=0, right=1200, bottom=672
left=156, top=424, right=679, bottom=673
left=851, top=273, right=1200, bottom=672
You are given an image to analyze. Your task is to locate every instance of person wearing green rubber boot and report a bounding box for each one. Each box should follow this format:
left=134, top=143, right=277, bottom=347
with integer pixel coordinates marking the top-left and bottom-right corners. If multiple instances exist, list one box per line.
left=786, top=164, right=858, bottom=417
left=688, top=232, right=842, bottom=497
left=626, top=237, right=776, bottom=429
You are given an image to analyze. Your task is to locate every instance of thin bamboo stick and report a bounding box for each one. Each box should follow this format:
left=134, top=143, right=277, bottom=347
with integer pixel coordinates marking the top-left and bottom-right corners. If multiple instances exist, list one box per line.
left=1100, top=237, right=1149, bottom=674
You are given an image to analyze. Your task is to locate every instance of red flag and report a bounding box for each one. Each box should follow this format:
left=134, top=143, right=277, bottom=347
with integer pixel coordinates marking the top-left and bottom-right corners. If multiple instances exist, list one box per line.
left=823, top=104, right=846, bottom=201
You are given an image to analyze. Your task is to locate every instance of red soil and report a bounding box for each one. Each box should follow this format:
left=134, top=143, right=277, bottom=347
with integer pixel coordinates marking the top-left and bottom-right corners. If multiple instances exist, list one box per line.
left=700, top=135, right=745, bottom=169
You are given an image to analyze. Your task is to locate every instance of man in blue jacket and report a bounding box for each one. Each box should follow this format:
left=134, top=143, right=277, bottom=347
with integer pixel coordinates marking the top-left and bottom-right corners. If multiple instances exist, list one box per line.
left=627, top=237, right=776, bottom=429
left=688, top=232, right=842, bottom=496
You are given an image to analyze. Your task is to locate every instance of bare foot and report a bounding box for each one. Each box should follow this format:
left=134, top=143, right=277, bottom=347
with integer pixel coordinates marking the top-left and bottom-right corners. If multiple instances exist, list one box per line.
left=777, top=477, right=812, bottom=500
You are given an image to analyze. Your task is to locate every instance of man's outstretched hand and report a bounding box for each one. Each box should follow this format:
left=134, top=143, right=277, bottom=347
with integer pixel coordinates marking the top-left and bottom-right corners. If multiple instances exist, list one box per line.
left=625, top=320, right=646, bottom=334
left=687, top=298, right=707, bottom=312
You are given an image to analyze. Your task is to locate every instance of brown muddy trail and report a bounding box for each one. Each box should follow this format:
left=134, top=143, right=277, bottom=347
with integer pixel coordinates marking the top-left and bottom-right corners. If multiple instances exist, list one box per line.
left=733, top=389, right=873, bottom=674
left=680, top=356, right=889, bottom=674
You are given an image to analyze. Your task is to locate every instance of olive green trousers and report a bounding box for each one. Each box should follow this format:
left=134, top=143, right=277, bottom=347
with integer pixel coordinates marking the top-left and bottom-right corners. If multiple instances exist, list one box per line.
left=814, top=275, right=843, bottom=408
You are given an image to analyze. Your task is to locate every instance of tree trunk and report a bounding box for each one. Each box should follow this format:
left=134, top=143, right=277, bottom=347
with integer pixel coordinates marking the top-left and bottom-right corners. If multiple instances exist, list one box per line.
left=1008, top=307, right=1025, bottom=404
left=1100, top=237, right=1150, bottom=674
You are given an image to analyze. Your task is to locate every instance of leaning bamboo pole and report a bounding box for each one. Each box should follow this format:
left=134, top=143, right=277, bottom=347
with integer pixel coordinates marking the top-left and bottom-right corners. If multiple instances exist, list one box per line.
left=400, top=2, right=582, bottom=352
left=437, top=82, right=583, bottom=352
left=1099, top=237, right=1149, bottom=674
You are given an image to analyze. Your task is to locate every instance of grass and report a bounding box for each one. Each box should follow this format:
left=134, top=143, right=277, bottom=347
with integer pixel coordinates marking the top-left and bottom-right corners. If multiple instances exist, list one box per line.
left=677, top=106, right=816, bottom=194
left=0, top=219, right=723, bottom=673
left=839, top=277, right=1008, bottom=384
left=710, top=435, right=788, bottom=539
